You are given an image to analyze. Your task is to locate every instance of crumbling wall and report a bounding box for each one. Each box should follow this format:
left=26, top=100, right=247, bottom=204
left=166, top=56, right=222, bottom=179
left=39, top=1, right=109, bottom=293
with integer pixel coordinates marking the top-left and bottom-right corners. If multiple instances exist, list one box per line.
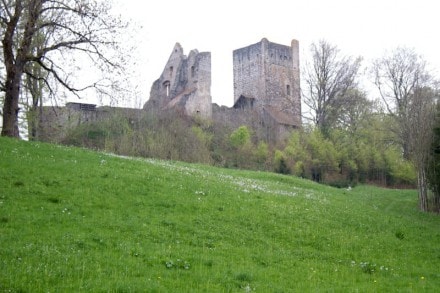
left=144, top=43, right=212, bottom=119
left=36, top=103, right=98, bottom=143
left=37, top=39, right=301, bottom=146
left=36, top=103, right=144, bottom=143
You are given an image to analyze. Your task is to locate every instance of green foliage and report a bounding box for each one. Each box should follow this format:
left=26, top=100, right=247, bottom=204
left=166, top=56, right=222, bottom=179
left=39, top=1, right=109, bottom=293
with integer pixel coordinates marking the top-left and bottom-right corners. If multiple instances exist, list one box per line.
left=229, top=125, right=251, bottom=148
left=227, top=126, right=257, bottom=169
left=282, top=128, right=340, bottom=183
left=255, top=141, right=268, bottom=162
left=1, top=137, right=440, bottom=291
left=62, top=111, right=212, bottom=165
left=274, top=150, right=290, bottom=174
left=192, top=126, right=213, bottom=148
left=384, top=147, right=417, bottom=186
left=278, top=116, right=416, bottom=188
left=62, top=122, right=108, bottom=149
left=59, top=108, right=415, bottom=188
left=308, top=129, right=340, bottom=181
left=284, top=131, right=309, bottom=177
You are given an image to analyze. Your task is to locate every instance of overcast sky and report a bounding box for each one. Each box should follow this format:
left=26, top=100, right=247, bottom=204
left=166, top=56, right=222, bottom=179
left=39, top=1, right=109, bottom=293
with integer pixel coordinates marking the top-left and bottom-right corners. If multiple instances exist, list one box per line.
left=112, top=0, right=440, bottom=107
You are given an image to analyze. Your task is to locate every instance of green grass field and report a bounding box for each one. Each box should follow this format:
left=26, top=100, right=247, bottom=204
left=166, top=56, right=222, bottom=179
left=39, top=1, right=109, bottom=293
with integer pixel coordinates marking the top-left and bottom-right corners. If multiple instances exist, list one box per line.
left=1, top=137, right=439, bottom=292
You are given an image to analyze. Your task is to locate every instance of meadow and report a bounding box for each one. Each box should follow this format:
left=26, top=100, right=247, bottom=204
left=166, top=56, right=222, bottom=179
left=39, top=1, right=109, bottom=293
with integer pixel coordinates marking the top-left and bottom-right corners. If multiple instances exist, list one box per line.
left=0, top=137, right=439, bottom=292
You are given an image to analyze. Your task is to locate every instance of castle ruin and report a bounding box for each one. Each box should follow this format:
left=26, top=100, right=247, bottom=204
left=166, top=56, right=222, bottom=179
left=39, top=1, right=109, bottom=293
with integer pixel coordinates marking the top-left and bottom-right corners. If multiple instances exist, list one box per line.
left=36, top=38, right=301, bottom=144
left=143, top=43, right=212, bottom=119
left=233, top=38, right=301, bottom=127
left=212, top=38, right=301, bottom=142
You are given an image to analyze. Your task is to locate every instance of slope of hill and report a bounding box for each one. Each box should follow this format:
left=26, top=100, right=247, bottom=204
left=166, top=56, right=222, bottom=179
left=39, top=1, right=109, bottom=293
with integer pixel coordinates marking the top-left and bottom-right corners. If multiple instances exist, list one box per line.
left=0, top=137, right=439, bottom=291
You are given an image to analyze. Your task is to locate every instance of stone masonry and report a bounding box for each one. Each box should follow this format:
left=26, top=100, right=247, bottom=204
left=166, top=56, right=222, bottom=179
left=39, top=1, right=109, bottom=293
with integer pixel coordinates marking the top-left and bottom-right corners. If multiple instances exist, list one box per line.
left=37, top=39, right=301, bottom=144
left=211, top=38, right=301, bottom=143
left=36, top=102, right=144, bottom=143
left=232, top=38, right=301, bottom=128
left=143, top=43, right=212, bottom=119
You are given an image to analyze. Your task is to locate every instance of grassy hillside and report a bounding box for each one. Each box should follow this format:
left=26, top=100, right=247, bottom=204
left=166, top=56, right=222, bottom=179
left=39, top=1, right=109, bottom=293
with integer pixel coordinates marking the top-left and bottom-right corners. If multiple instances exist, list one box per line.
left=0, top=137, right=439, bottom=292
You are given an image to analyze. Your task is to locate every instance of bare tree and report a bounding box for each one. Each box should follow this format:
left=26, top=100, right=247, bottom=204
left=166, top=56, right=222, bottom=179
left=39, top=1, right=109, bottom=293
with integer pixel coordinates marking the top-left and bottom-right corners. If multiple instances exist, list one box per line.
left=408, top=86, right=437, bottom=211
left=373, top=48, right=440, bottom=211
left=335, top=88, right=375, bottom=135
left=372, top=47, right=431, bottom=159
left=0, top=0, right=127, bottom=137
left=303, top=40, right=362, bottom=135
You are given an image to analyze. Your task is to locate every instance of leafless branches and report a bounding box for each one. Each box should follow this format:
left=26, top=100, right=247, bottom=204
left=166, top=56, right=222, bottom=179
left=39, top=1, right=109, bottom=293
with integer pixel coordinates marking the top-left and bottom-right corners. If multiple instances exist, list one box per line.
left=303, top=40, right=362, bottom=134
left=372, top=47, right=432, bottom=159
left=1, top=0, right=128, bottom=137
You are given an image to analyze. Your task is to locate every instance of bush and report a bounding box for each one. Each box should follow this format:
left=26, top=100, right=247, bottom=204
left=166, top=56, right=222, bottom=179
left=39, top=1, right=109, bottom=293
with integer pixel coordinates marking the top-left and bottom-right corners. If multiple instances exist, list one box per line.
left=327, top=179, right=357, bottom=189
left=274, top=150, right=291, bottom=174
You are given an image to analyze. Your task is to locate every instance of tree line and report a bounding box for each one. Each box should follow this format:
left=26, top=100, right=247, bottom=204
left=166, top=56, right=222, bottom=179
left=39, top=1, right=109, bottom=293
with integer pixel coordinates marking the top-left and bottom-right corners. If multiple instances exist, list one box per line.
left=302, top=40, right=439, bottom=212
left=1, top=1, right=439, bottom=212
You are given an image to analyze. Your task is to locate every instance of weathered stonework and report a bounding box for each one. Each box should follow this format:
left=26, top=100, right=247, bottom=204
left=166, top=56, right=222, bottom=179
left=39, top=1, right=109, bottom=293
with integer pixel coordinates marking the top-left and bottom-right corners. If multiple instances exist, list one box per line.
left=232, top=38, right=301, bottom=128
left=37, top=39, right=301, bottom=145
left=143, top=43, right=212, bottom=119
left=36, top=102, right=144, bottom=143
left=212, top=38, right=301, bottom=143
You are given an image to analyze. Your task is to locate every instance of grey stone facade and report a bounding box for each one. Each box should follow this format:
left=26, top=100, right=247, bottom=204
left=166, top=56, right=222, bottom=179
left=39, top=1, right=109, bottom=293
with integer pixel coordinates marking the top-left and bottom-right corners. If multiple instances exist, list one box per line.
left=232, top=38, right=301, bottom=128
left=36, top=102, right=144, bottom=143
left=37, top=39, right=301, bottom=144
left=210, top=38, right=301, bottom=143
left=143, top=43, right=212, bottom=119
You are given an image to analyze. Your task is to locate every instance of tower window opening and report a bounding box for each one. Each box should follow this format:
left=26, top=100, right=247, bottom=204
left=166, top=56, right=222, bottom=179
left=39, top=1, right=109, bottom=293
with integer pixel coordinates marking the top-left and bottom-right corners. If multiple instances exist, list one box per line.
left=163, top=81, right=170, bottom=97
left=287, top=85, right=291, bottom=96
left=169, top=66, right=173, bottom=77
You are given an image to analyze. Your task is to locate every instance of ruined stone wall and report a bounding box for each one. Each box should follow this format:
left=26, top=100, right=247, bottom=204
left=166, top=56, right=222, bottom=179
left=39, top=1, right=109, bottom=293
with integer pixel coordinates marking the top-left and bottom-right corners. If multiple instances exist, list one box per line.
left=36, top=103, right=144, bottom=143
left=36, top=107, right=73, bottom=143
left=144, top=43, right=212, bottom=119
left=183, top=51, right=212, bottom=117
left=212, top=104, right=280, bottom=143
left=37, top=40, right=301, bottom=146
left=36, top=103, right=102, bottom=143
left=212, top=104, right=259, bottom=131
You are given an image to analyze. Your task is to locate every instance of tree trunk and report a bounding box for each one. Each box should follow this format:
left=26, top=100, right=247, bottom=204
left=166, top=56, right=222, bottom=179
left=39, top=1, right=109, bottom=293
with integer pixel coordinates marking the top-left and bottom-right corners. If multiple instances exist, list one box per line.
left=1, top=1, right=23, bottom=138
left=26, top=69, right=44, bottom=141
left=1, top=72, right=21, bottom=138
left=433, top=196, right=440, bottom=214
left=1, top=0, right=42, bottom=138
left=417, top=167, right=429, bottom=212
left=27, top=107, right=37, bottom=140
left=432, top=183, right=440, bottom=214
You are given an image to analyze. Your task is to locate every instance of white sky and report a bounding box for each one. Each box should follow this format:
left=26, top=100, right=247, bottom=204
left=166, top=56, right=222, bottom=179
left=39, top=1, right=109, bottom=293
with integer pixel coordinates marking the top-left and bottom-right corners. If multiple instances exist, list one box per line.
left=111, top=0, right=440, bottom=108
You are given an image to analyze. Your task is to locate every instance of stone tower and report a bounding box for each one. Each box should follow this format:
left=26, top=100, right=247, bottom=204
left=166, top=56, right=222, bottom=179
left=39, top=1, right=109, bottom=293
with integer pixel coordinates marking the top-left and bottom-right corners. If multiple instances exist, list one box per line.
left=144, top=43, right=212, bottom=119
left=232, top=38, right=301, bottom=128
